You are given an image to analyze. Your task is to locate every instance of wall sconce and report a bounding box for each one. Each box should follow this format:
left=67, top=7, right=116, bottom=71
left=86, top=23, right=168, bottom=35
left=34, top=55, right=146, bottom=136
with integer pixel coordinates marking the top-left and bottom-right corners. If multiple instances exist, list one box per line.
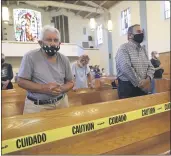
left=90, top=18, right=96, bottom=31
left=2, top=6, right=9, bottom=24
left=107, top=20, right=113, bottom=32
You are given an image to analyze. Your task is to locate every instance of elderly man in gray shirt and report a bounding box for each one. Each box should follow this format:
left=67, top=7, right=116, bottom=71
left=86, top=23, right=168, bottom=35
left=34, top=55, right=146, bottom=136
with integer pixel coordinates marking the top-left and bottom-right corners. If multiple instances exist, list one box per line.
left=18, top=25, right=74, bottom=114
left=72, top=55, right=93, bottom=90
left=115, top=24, right=155, bottom=99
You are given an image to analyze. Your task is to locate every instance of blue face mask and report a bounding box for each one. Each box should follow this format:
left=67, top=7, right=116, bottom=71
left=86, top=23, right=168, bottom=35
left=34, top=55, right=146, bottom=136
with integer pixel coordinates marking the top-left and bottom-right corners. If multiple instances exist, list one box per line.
left=42, top=45, right=60, bottom=56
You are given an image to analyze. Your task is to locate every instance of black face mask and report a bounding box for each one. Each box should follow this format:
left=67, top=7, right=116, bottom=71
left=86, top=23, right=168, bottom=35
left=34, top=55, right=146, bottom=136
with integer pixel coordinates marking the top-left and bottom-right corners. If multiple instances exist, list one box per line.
left=133, top=33, right=144, bottom=43
left=42, top=45, right=60, bottom=56
left=1, top=59, right=5, bottom=64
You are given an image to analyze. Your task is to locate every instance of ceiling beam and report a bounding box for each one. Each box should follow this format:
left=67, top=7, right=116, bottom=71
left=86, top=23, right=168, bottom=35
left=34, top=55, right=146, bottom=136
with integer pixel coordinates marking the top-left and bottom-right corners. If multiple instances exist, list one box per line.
left=68, top=0, right=79, bottom=12
left=56, top=7, right=61, bottom=12
left=75, top=4, right=89, bottom=15
left=82, top=1, right=107, bottom=11
left=22, top=1, right=105, bottom=14
left=57, top=0, right=65, bottom=12
left=84, top=1, right=107, bottom=18
left=45, top=6, right=49, bottom=11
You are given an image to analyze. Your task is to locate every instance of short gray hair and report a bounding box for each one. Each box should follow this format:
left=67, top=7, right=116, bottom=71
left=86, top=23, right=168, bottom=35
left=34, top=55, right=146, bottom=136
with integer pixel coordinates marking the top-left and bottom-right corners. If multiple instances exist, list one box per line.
left=127, top=24, right=140, bottom=35
left=39, top=25, right=61, bottom=41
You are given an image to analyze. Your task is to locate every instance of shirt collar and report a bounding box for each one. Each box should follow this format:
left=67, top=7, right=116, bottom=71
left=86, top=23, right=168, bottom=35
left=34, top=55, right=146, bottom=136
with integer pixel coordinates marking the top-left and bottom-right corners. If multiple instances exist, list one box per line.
left=128, top=40, right=142, bottom=49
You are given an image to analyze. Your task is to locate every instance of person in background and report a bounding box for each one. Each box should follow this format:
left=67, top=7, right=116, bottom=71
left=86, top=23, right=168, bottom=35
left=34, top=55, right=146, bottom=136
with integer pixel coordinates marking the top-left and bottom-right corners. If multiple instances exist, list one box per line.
left=150, top=51, right=164, bottom=79
left=1, top=53, right=14, bottom=90
left=89, top=65, right=95, bottom=79
left=89, top=66, right=94, bottom=73
left=17, top=25, right=74, bottom=114
left=72, top=55, right=93, bottom=90
left=97, top=65, right=100, bottom=72
left=94, top=65, right=101, bottom=78
left=101, top=68, right=106, bottom=76
left=15, top=73, right=18, bottom=83
left=95, top=65, right=100, bottom=73
left=115, top=24, right=155, bottom=99
left=111, top=79, right=118, bottom=89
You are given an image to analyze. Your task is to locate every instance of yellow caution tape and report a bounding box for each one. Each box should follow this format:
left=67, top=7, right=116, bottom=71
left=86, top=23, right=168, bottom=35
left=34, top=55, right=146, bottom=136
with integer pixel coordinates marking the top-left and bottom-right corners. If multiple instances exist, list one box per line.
left=2, top=102, right=171, bottom=154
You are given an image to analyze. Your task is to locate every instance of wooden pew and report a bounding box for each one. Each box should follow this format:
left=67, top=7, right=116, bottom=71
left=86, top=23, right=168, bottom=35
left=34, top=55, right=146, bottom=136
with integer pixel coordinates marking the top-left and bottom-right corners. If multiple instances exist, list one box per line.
left=159, top=52, right=170, bottom=79
left=80, top=89, right=118, bottom=105
left=1, top=88, right=95, bottom=117
left=2, top=80, right=113, bottom=97
left=2, top=88, right=25, bottom=95
left=155, top=78, right=170, bottom=93
left=2, top=91, right=170, bottom=155
left=2, top=77, right=170, bottom=118
left=2, top=89, right=118, bottom=118
left=92, top=76, right=116, bottom=89
left=2, top=101, right=25, bottom=118
left=12, top=83, right=20, bottom=89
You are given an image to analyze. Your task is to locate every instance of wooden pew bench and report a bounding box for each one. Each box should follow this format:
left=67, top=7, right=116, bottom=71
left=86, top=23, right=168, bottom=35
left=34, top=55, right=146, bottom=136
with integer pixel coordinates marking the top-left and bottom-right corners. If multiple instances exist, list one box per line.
left=2, top=91, right=170, bottom=155
left=2, top=78, right=170, bottom=118
left=159, top=51, right=170, bottom=79
left=2, top=89, right=118, bottom=118
left=2, top=101, right=25, bottom=118
left=155, top=78, right=170, bottom=93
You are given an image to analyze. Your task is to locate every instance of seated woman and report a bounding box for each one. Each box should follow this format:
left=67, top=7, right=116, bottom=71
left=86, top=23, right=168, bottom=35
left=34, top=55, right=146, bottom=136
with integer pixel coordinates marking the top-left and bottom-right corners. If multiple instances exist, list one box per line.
left=1, top=53, right=14, bottom=90
left=150, top=51, right=164, bottom=79
left=94, top=65, right=101, bottom=78
left=101, top=68, right=106, bottom=76
left=150, top=51, right=164, bottom=94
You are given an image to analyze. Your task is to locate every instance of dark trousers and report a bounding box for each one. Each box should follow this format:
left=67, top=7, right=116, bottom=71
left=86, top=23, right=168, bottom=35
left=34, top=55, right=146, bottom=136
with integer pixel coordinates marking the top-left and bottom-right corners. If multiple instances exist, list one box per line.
left=117, top=79, right=147, bottom=99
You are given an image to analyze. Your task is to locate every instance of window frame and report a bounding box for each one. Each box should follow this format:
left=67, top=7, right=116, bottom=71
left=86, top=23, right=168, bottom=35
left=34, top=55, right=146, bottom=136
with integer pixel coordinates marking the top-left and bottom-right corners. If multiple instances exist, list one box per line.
left=164, top=1, right=170, bottom=19
left=121, top=7, right=131, bottom=35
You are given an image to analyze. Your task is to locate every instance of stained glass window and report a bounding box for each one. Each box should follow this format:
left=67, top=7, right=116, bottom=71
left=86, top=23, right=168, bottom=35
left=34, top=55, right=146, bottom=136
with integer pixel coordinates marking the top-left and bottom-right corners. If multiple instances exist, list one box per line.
left=121, top=8, right=131, bottom=35
left=13, top=9, right=42, bottom=42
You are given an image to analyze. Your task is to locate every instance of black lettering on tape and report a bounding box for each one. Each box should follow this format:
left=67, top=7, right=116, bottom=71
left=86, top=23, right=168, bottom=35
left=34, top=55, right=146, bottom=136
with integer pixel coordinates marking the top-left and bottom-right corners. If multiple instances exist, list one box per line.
left=97, top=122, right=105, bottom=125
left=142, top=107, right=155, bottom=116
left=16, top=139, right=21, bottom=149
left=1, top=145, right=8, bottom=150
left=72, top=122, right=94, bottom=135
left=42, top=133, right=47, bottom=142
left=165, top=103, right=171, bottom=110
left=109, top=114, right=127, bottom=125
left=16, top=133, right=47, bottom=149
